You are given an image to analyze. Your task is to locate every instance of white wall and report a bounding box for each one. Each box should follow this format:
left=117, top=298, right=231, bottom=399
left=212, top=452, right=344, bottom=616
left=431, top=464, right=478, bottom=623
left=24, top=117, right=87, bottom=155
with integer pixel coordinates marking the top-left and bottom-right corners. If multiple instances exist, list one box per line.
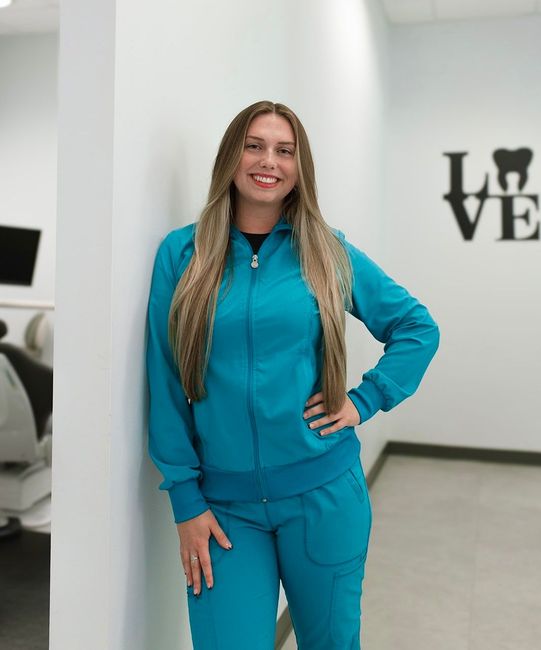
left=0, top=33, right=57, bottom=364
left=382, top=14, right=541, bottom=451
left=51, top=0, right=391, bottom=648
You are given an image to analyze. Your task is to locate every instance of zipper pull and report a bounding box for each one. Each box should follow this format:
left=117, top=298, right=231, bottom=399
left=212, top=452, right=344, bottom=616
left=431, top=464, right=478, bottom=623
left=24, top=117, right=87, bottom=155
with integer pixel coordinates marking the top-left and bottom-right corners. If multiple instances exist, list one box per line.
left=250, top=254, right=259, bottom=269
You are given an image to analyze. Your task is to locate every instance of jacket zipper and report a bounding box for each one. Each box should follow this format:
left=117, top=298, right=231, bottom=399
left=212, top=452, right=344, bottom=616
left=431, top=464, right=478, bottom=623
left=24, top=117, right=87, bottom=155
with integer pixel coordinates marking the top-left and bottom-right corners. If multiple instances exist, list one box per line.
left=241, top=236, right=273, bottom=503
left=246, top=259, right=267, bottom=501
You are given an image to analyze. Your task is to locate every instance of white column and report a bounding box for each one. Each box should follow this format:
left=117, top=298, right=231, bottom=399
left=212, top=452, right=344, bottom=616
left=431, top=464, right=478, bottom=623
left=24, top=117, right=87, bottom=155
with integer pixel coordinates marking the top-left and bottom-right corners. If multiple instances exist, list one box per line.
left=50, top=0, right=115, bottom=648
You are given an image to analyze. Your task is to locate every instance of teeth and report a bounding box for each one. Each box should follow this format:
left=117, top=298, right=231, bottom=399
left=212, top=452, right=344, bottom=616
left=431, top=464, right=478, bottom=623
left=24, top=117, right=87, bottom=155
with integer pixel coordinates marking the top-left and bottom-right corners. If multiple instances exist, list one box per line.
left=253, top=175, right=278, bottom=184
left=493, top=148, right=533, bottom=192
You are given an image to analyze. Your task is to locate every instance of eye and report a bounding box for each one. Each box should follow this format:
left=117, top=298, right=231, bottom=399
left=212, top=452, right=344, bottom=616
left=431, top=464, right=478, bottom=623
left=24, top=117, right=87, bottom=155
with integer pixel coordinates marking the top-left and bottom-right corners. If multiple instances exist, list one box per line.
left=279, top=148, right=293, bottom=155
left=246, top=143, right=260, bottom=149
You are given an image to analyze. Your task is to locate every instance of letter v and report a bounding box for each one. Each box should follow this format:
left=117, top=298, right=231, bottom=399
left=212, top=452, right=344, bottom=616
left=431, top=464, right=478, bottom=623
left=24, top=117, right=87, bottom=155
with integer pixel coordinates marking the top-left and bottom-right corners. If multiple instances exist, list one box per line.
left=442, top=152, right=489, bottom=241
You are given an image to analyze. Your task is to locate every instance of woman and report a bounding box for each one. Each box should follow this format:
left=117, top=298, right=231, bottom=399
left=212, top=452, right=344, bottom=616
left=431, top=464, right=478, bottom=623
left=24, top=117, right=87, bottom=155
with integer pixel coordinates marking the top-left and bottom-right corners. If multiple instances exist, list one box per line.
left=146, top=100, right=440, bottom=649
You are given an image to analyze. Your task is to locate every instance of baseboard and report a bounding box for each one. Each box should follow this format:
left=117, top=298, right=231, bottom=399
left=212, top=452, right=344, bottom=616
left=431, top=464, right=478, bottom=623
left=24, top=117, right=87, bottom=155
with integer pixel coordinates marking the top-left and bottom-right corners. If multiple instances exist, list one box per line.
left=364, top=447, right=389, bottom=488
left=384, top=441, right=541, bottom=466
left=275, top=606, right=293, bottom=648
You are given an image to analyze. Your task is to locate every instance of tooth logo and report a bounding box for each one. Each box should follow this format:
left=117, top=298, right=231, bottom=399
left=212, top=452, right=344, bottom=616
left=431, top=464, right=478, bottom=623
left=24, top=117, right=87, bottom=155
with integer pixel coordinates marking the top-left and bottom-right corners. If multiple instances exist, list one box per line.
left=493, top=148, right=532, bottom=192
left=443, top=149, right=539, bottom=241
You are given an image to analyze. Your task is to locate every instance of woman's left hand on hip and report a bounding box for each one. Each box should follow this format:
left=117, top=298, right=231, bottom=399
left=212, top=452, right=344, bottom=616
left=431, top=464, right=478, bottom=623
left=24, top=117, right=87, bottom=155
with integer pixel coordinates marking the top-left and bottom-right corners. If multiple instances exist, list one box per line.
left=303, top=392, right=361, bottom=435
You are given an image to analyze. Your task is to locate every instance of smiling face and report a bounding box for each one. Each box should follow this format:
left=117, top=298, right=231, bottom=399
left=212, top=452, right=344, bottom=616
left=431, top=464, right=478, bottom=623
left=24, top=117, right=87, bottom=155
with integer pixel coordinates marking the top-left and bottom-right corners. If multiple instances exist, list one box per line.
left=232, top=113, right=299, bottom=216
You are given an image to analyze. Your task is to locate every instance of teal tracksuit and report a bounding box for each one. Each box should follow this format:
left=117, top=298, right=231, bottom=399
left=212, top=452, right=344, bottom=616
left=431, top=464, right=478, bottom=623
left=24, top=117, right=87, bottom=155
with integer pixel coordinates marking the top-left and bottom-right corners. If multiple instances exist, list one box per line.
left=146, top=213, right=440, bottom=648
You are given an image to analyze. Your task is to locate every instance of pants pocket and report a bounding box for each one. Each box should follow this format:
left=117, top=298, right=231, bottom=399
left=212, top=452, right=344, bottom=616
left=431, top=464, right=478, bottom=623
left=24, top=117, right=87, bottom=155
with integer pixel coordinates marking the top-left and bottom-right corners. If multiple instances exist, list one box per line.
left=204, top=501, right=232, bottom=570
left=301, top=465, right=372, bottom=565
left=329, top=556, right=365, bottom=648
left=345, top=457, right=367, bottom=504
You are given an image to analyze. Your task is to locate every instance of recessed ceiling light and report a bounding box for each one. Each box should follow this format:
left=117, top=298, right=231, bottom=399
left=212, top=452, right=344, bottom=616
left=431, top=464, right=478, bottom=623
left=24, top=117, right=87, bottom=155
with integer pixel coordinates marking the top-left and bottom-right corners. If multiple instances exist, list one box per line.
left=0, top=0, right=13, bottom=8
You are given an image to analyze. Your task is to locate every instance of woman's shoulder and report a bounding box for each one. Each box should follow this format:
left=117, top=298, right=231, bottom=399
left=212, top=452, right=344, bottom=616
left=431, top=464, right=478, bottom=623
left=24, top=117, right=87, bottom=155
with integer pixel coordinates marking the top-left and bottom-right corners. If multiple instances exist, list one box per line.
left=330, top=225, right=346, bottom=241
left=329, top=226, right=362, bottom=256
left=155, top=221, right=197, bottom=278
left=329, top=226, right=382, bottom=271
left=161, top=221, right=197, bottom=247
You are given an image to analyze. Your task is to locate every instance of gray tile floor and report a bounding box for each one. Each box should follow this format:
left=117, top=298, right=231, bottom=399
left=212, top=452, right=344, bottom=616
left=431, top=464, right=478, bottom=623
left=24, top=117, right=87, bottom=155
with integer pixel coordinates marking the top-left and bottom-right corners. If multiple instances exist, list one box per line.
left=282, top=455, right=541, bottom=650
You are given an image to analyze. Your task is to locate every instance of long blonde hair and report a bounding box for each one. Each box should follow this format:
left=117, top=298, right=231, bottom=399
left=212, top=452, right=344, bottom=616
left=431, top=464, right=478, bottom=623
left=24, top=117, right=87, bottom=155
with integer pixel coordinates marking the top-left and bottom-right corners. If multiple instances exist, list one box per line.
left=168, top=100, right=353, bottom=415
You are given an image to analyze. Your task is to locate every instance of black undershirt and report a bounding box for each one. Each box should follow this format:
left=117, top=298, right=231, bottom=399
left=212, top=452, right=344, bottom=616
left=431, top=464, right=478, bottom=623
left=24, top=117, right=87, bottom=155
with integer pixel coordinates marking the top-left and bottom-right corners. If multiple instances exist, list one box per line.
left=239, top=231, right=271, bottom=255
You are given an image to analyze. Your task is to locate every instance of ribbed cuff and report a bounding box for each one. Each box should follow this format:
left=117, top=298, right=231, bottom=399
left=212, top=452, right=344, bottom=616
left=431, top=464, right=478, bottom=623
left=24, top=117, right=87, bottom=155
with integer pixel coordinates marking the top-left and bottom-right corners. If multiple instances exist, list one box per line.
left=347, top=379, right=386, bottom=425
left=168, top=478, right=210, bottom=524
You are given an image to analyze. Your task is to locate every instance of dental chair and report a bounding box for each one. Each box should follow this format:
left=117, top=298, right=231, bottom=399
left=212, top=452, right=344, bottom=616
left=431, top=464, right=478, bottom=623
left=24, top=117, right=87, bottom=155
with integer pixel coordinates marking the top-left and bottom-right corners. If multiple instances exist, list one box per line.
left=0, top=319, right=53, bottom=539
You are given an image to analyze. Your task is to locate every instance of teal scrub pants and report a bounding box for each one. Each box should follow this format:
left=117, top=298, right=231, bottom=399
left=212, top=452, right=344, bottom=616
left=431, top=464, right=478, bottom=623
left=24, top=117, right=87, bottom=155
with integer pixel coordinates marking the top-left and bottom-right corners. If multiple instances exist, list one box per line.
left=186, top=456, right=372, bottom=649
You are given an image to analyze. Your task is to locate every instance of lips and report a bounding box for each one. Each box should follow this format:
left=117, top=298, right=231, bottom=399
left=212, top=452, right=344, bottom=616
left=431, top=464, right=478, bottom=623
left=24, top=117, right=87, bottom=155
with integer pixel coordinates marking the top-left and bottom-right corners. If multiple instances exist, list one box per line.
left=251, top=174, right=280, bottom=188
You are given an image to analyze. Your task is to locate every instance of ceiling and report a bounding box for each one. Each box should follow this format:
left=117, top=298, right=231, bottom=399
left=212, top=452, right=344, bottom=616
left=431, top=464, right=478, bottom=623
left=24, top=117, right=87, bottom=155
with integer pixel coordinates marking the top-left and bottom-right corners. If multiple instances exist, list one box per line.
left=381, top=0, right=541, bottom=24
left=1, top=0, right=541, bottom=35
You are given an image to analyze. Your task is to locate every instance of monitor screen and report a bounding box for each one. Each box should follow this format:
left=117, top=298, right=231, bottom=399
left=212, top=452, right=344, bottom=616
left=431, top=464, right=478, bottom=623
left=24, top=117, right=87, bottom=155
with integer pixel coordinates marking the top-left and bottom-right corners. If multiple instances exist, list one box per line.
left=0, top=225, right=41, bottom=286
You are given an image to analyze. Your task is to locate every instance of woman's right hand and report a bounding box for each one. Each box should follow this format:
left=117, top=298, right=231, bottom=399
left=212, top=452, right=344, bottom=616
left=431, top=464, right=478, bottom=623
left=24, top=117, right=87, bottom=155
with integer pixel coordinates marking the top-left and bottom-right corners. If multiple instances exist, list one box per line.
left=177, top=508, right=233, bottom=595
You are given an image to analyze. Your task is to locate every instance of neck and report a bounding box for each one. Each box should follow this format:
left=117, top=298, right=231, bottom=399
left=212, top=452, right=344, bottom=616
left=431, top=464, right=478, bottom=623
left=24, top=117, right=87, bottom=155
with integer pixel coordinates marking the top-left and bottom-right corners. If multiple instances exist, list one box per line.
left=233, top=200, right=282, bottom=234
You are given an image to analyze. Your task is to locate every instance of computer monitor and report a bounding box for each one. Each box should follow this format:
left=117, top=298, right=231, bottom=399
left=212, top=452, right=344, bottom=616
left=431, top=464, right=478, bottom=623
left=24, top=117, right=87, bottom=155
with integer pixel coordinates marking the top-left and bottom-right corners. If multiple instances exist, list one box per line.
left=0, top=225, right=41, bottom=286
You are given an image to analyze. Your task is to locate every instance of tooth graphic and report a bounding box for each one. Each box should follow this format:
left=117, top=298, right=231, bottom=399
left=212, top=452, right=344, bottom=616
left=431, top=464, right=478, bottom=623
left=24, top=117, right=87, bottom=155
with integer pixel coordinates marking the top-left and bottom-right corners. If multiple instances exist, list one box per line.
left=493, top=148, right=533, bottom=192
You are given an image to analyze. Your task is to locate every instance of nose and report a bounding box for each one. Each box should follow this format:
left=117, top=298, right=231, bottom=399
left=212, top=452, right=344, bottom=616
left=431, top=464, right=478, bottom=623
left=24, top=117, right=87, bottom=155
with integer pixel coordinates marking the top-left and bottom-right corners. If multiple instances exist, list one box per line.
left=260, top=148, right=277, bottom=168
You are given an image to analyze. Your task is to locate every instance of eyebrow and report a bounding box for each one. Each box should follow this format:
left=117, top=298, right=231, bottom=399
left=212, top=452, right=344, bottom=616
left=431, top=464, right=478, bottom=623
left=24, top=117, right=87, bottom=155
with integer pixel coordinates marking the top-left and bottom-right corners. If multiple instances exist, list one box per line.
left=246, top=135, right=296, bottom=146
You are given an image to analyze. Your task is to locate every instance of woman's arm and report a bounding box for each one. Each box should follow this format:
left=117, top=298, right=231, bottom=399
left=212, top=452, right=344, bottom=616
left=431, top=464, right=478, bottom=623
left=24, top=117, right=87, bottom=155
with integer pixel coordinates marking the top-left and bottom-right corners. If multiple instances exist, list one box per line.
left=336, top=230, right=440, bottom=425
left=146, top=233, right=210, bottom=523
